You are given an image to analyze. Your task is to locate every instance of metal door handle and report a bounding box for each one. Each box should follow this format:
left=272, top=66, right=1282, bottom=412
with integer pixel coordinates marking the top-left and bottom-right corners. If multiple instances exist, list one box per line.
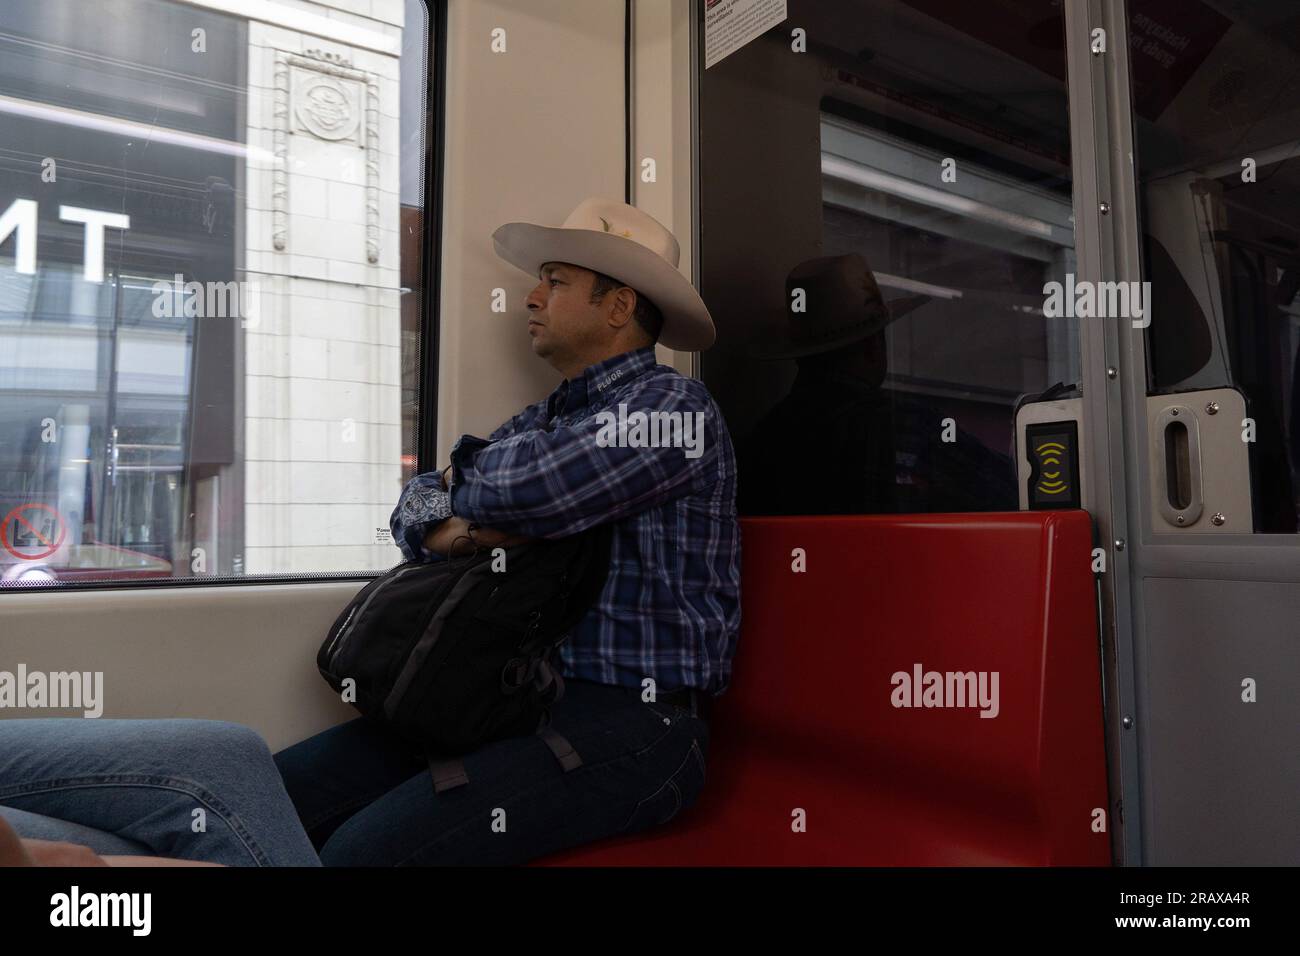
left=1153, top=404, right=1204, bottom=527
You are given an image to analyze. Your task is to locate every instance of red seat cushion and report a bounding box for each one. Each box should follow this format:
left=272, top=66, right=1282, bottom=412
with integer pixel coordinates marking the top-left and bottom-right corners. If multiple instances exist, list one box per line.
left=536, top=512, right=1110, bottom=866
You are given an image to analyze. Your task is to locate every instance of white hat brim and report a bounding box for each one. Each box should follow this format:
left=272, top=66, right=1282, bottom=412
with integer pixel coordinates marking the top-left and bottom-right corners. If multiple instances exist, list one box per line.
left=492, top=222, right=716, bottom=352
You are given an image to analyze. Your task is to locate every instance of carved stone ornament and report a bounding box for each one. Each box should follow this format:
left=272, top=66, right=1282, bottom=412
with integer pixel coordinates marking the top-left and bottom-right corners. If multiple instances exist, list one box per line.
left=294, top=75, right=360, bottom=142
left=272, top=48, right=382, bottom=264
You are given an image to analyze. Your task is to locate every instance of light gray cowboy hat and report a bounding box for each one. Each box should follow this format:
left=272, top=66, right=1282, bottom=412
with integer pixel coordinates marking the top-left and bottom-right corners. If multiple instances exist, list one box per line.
left=491, top=198, right=716, bottom=352
left=753, top=253, right=929, bottom=360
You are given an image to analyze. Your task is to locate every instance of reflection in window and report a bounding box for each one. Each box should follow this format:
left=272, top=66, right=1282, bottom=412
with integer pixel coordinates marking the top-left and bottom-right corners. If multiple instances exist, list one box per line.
left=1130, top=0, right=1300, bottom=532
left=33, top=264, right=115, bottom=327
left=699, top=0, right=1075, bottom=516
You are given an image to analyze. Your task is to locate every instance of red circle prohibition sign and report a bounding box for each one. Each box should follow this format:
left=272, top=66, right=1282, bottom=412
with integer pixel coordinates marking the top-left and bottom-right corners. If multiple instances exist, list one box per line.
left=1, top=503, right=68, bottom=561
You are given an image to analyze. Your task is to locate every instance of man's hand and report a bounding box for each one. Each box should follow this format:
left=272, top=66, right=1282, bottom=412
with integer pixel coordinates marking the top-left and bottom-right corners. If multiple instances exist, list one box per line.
left=0, top=818, right=108, bottom=867
left=22, top=839, right=111, bottom=867
left=423, top=516, right=533, bottom=557
left=0, top=817, right=37, bottom=866
left=0, top=815, right=221, bottom=867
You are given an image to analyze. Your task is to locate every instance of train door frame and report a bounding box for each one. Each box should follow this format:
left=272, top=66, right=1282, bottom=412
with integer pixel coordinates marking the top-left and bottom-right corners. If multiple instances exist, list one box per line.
left=1077, top=0, right=1300, bottom=865
left=1065, top=0, right=1143, bottom=868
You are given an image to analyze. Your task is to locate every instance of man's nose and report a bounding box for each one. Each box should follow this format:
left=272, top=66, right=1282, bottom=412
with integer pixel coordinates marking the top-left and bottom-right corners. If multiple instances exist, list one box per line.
left=525, top=282, right=547, bottom=311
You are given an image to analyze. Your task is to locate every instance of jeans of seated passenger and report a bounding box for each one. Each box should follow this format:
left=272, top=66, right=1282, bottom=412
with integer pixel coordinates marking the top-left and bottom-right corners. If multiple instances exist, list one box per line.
left=0, top=719, right=321, bottom=866
left=273, top=678, right=710, bottom=866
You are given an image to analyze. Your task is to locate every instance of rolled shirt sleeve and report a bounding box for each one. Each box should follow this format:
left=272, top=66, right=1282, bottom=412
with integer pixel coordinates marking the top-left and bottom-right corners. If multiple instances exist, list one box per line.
left=389, top=471, right=453, bottom=562
left=387, top=400, right=550, bottom=562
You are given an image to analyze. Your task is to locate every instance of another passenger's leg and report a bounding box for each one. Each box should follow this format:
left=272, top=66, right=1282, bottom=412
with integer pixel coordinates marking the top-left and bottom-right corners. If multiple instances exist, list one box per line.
left=273, top=716, right=427, bottom=851
left=0, top=719, right=320, bottom=866
left=313, top=680, right=709, bottom=866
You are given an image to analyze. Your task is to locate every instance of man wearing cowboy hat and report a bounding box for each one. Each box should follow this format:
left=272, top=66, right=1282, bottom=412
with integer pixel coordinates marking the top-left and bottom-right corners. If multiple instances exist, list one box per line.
left=276, top=198, right=741, bottom=866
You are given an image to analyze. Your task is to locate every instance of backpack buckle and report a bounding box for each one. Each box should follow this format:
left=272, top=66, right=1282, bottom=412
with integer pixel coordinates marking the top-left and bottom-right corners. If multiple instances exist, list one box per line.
left=500, top=657, right=531, bottom=694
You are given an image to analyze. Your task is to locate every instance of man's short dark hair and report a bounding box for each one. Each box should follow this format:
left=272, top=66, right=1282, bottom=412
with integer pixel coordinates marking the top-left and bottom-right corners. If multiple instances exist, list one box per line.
left=589, top=270, right=664, bottom=345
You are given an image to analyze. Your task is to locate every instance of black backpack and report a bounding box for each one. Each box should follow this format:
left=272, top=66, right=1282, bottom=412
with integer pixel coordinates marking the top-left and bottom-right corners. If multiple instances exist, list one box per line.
left=317, top=525, right=612, bottom=790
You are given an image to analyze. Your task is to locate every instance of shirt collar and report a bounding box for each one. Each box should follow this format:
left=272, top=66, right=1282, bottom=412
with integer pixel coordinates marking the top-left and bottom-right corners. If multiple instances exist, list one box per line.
left=547, top=347, right=656, bottom=418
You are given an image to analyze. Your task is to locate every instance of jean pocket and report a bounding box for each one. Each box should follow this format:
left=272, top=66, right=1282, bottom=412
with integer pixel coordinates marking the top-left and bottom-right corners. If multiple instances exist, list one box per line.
left=620, top=736, right=707, bottom=836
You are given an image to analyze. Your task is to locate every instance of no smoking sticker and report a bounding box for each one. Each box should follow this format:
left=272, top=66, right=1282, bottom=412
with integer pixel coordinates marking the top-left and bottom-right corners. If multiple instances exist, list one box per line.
left=2, top=503, right=68, bottom=561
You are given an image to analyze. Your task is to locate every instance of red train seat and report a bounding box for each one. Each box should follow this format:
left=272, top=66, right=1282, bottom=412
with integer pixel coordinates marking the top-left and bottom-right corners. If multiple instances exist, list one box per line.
left=534, top=511, right=1111, bottom=866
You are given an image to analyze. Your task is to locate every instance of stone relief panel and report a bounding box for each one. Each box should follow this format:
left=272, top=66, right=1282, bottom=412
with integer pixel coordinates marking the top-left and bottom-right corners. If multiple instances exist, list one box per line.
left=272, top=48, right=381, bottom=264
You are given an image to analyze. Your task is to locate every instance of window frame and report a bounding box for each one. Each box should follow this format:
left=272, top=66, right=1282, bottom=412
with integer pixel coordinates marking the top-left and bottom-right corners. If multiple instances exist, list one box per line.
left=0, top=0, right=446, bottom=593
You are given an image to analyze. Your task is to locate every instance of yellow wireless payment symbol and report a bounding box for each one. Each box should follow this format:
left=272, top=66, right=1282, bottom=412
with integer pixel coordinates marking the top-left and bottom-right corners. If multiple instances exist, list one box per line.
left=1034, top=440, right=1069, bottom=496
left=1025, top=421, right=1079, bottom=510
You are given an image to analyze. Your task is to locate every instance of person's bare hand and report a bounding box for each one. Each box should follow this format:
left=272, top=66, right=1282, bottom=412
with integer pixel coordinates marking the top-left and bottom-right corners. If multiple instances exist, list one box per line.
left=423, top=516, right=533, bottom=557
left=102, top=855, right=223, bottom=867
left=25, top=839, right=110, bottom=866
left=0, top=816, right=34, bottom=866
left=0, top=812, right=220, bottom=867
left=469, top=525, right=533, bottom=549
left=1, top=816, right=109, bottom=866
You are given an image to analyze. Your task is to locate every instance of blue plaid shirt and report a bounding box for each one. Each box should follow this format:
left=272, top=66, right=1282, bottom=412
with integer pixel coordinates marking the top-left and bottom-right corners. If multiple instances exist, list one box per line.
left=389, top=347, right=741, bottom=696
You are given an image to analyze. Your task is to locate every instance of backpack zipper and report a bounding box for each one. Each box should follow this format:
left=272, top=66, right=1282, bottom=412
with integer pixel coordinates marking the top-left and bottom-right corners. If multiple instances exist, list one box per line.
left=325, top=563, right=420, bottom=667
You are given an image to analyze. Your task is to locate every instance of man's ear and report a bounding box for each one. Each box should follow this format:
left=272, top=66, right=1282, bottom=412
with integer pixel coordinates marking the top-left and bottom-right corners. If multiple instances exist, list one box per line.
left=606, top=286, right=638, bottom=332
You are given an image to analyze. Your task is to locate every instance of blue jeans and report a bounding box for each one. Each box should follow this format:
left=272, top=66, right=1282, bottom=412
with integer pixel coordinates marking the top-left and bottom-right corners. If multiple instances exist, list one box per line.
left=0, top=719, right=321, bottom=866
left=274, top=678, right=710, bottom=865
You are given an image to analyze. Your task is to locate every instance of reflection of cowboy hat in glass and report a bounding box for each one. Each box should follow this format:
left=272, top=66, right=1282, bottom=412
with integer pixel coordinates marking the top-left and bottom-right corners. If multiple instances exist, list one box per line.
left=751, top=253, right=929, bottom=360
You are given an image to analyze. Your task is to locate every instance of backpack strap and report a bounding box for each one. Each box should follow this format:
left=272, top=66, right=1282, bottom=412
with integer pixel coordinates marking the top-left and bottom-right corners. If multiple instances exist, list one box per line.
left=537, top=724, right=583, bottom=772
left=534, top=654, right=565, bottom=703
left=534, top=681, right=582, bottom=772
left=427, top=698, right=582, bottom=795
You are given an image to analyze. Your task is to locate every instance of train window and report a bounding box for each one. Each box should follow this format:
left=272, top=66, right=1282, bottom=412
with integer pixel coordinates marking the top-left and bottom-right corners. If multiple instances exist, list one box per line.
left=1128, top=0, right=1300, bottom=533
left=699, top=0, right=1077, bottom=516
left=0, top=0, right=431, bottom=586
